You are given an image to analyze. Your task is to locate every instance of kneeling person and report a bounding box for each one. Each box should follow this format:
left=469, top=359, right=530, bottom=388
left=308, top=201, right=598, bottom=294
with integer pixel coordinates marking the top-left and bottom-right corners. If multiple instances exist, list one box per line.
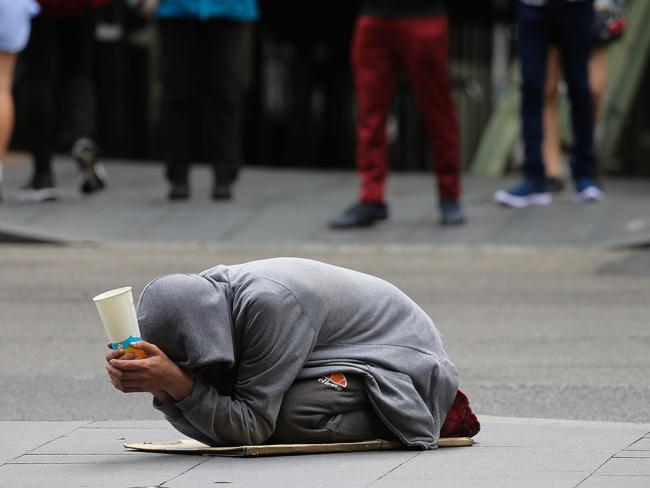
left=105, top=258, right=479, bottom=448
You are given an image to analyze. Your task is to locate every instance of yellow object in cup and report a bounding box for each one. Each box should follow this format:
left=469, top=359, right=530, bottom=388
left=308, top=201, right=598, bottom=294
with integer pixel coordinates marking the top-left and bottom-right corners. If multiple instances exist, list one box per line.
left=93, top=286, right=146, bottom=358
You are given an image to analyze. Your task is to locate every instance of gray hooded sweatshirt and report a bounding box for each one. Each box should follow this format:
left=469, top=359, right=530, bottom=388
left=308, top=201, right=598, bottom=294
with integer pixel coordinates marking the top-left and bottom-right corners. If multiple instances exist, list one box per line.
left=138, top=257, right=458, bottom=449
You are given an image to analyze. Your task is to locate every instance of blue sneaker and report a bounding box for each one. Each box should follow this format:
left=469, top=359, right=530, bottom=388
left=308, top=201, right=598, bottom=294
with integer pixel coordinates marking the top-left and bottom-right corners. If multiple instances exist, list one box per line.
left=494, top=179, right=551, bottom=208
left=574, top=178, right=605, bottom=203
left=439, top=199, right=466, bottom=225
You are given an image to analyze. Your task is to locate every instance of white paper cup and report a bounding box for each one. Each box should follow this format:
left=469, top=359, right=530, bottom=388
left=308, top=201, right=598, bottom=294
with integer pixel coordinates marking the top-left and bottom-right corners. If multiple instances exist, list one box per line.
left=93, top=286, right=144, bottom=356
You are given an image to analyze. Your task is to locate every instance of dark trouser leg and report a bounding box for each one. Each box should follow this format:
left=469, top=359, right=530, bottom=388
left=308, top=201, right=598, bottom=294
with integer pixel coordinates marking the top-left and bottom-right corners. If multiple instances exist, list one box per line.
left=270, top=373, right=395, bottom=444
left=396, top=16, right=461, bottom=201
left=159, top=19, right=196, bottom=184
left=202, top=19, right=243, bottom=187
left=287, top=44, right=315, bottom=166
left=351, top=16, right=398, bottom=205
left=21, top=16, right=57, bottom=178
left=555, top=1, right=596, bottom=182
left=517, top=3, right=550, bottom=188
left=59, top=14, right=97, bottom=143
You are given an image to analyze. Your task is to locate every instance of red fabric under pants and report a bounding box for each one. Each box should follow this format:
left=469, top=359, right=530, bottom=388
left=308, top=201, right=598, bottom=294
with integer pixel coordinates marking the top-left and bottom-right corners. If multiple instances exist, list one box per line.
left=440, top=388, right=481, bottom=438
left=352, top=15, right=461, bottom=204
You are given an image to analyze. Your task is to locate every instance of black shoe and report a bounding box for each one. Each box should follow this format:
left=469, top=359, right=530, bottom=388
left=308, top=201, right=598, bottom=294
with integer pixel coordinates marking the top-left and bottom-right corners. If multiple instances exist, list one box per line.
left=329, top=202, right=388, bottom=229
left=439, top=199, right=466, bottom=226
left=168, top=181, right=189, bottom=201
left=546, top=176, right=565, bottom=193
left=18, top=173, right=59, bottom=203
left=212, top=183, right=232, bottom=201
left=72, top=138, right=106, bottom=194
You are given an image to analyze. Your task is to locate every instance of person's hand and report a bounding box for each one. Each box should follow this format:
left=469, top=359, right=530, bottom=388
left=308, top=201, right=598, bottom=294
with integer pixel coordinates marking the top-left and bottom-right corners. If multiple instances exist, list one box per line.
left=105, top=343, right=167, bottom=400
left=105, top=343, right=137, bottom=364
left=106, top=341, right=193, bottom=401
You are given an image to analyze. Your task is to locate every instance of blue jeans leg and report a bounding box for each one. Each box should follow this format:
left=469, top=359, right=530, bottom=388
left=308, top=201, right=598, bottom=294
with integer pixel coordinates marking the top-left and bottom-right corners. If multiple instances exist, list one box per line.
left=517, top=4, right=550, bottom=189
left=555, top=1, right=596, bottom=181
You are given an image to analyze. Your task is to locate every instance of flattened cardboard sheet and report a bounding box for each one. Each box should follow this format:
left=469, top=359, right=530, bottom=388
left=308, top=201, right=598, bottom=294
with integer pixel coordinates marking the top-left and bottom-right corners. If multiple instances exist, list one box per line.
left=124, top=437, right=474, bottom=457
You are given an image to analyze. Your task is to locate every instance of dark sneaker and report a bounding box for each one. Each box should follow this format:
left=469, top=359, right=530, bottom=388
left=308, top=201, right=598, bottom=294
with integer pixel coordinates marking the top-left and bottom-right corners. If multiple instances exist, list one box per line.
left=212, top=183, right=232, bottom=201
left=494, top=179, right=551, bottom=208
left=574, top=178, right=605, bottom=203
left=72, top=138, right=106, bottom=194
left=168, top=181, right=189, bottom=201
left=546, top=176, right=565, bottom=193
left=17, top=173, right=58, bottom=203
left=329, top=202, right=388, bottom=229
left=439, top=199, right=466, bottom=226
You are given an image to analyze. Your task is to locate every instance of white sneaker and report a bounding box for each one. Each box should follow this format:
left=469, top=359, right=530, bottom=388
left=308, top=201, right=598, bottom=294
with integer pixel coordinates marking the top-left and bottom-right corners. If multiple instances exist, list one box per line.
left=17, top=173, right=59, bottom=203
left=574, top=184, right=605, bottom=204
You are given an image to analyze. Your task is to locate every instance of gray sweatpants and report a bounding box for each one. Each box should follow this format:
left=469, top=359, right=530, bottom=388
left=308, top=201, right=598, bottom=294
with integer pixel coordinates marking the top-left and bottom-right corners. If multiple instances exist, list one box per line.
left=270, top=373, right=395, bottom=444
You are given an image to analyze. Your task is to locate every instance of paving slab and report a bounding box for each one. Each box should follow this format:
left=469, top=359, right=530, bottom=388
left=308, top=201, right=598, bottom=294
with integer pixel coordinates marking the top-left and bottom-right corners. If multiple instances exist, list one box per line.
left=472, top=417, right=649, bottom=452
left=626, top=438, right=650, bottom=451
left=579, top=476, right=650, bottom=488
left=615, top=451, right=650, bottom=458
left=0, top=421, right=87, bottom=465
left=594, top=458, right=650, bottom=476
left=0, top=454, right=205, bottom=488
left=368, top=417, right=650, bottom=488
left=169, top=451, right=419, bottom=488
left=10, top=453, right=153, bottom=463
left=88, top=420, right=180, bottom=429
left=2, top=417, right=648, bottom=488
left=29, top=426, right=181, bottom=455
left=371, top=449, right=593, bottom=488
left=0, top=420, right=203, bottom=488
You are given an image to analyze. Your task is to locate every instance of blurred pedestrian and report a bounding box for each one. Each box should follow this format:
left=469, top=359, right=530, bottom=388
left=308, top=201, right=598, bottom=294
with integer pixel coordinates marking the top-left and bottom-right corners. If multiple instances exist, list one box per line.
left=329, top=0, right=465, bottom=229
left=495, top=0, right=604, bottom=208
left=0, top=0, right=40, bottom=202
left=156, top=0, right=258, bottom=201
left=541, top=0, right=625, bottom=193
left=17, top=0, right=109, bottom=203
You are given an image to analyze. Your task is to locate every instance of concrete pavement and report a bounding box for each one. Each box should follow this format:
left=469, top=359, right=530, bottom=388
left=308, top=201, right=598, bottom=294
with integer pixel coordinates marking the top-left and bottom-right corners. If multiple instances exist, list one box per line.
left=1, top=157, right=650, bottom=247
left=1, top=417, right=649, bottom=488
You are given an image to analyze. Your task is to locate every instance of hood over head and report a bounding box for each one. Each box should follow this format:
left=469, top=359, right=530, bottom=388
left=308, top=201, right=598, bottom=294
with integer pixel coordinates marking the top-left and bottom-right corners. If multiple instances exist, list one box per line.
left=137, top=274, right=234, bottom=370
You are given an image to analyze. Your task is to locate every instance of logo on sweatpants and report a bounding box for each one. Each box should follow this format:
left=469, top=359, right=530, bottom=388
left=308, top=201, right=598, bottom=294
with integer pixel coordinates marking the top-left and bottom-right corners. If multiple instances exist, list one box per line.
left=318, top=373, right=348, bottom=391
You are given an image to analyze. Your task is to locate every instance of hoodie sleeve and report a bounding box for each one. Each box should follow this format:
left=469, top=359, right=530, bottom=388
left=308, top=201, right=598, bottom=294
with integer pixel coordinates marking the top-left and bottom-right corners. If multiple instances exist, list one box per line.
left=173, top=280, right=318, bottom=446
left=152, top=397, right=217, bottom=447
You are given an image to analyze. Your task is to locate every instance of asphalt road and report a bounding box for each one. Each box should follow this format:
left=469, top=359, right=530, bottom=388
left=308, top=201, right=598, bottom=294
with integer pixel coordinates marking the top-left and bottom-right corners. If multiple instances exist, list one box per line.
left=1, top=243, right=649, bottom=423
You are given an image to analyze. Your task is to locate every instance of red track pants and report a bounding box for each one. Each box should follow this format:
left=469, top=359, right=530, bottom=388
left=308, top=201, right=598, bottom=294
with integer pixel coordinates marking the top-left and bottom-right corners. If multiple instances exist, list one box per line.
left=352, top=15, right=461, bottom=203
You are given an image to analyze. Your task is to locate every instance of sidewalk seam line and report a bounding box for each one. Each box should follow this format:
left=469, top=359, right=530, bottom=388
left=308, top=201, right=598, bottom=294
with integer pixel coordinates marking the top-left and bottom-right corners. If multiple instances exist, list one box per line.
left=573, top=431, right=650, bottom=487
left=364, top=451, right=422, bottom=488
left=159, top=455, right=211, bottom=486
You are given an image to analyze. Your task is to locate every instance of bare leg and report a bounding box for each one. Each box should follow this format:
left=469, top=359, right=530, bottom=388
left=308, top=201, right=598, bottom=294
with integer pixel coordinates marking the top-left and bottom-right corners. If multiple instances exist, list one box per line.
left=542, top=47, right=563, bottom=179
left=0, top=52, right=17, bottom=163
left=589, top=46, right=608, bottom=120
